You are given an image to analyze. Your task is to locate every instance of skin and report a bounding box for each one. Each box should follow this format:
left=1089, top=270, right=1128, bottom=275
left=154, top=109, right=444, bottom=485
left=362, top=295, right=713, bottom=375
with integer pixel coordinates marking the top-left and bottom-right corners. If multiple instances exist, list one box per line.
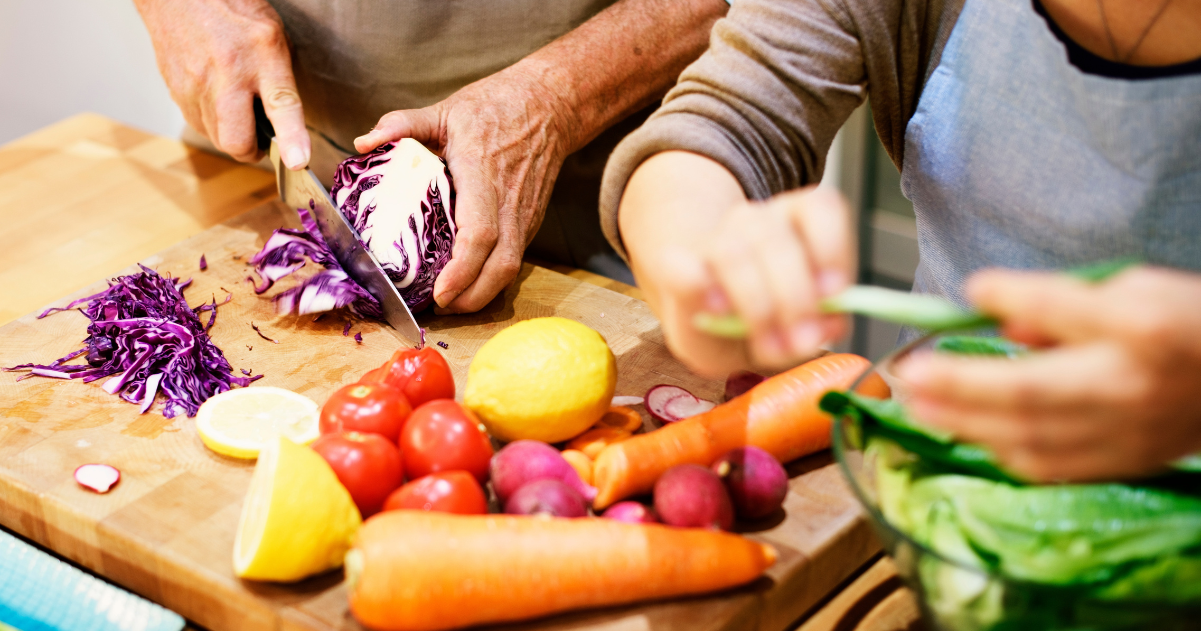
left=617, top=0, right=1201, bottom=478
left=895, top=268, right=1201, bottom=482
left=134, top=0, right=727, bottom=312
left=355, top=0, right=728, bottom=313
left=619, top=151, right=852, bottom=377
left=133, top=0, right=310, bottom=169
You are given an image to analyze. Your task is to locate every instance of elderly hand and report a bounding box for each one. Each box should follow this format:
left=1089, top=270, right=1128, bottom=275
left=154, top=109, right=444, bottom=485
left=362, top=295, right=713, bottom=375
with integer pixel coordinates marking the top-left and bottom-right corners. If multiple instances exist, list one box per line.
left=134, top=0, right=310, bottom=168
left=355, top=68, right=572, bottom=313
left=896, top=266, right=1201, bottom=482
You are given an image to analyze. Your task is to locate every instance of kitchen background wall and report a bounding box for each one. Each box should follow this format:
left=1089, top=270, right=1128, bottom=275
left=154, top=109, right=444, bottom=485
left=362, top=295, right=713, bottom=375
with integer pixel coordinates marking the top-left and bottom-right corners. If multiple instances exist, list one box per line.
left=0, top=1, right=918, bottom=359
left=0, top=0, right=184, bottom=145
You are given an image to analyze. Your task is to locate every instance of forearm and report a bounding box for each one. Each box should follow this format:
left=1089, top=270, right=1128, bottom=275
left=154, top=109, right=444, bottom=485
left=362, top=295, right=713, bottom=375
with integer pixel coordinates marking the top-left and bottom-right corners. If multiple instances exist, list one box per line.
left=618, top=151, right=743, bottom=309
left=509, top=0, right=728, bottom=155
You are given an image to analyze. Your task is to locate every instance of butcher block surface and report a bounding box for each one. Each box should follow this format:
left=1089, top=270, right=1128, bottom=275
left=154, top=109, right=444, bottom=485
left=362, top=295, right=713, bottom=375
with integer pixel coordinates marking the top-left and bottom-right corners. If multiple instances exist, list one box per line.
left=0, top=115, right=879, bottom=631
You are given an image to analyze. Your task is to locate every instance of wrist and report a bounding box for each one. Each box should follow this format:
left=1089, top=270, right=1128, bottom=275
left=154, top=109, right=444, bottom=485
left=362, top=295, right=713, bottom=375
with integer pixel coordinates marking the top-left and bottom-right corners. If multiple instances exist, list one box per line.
left=500, top=58, right=583, bottom=161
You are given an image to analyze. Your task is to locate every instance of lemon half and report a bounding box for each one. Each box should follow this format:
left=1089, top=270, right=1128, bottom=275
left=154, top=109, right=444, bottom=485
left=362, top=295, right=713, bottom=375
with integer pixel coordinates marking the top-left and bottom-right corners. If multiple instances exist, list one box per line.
left=195, top=386, right=319, bottom=459
left=234, top=436, right=362, bottom=581
left=464, top=317, right=617, bottom=443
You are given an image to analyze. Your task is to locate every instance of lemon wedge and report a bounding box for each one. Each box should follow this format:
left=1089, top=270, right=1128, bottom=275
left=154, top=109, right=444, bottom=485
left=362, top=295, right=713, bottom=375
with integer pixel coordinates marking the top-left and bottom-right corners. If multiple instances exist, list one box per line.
left=464, top=317, right=617, bottom=443
left=234, top=436, right=362, bottom=581
left=195, top=386, right=319, bottom=459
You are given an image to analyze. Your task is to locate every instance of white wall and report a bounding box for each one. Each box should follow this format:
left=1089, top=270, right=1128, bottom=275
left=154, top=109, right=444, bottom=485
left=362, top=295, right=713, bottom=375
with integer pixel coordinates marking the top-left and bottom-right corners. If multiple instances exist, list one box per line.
left=0, top=0, right=184, bottom=144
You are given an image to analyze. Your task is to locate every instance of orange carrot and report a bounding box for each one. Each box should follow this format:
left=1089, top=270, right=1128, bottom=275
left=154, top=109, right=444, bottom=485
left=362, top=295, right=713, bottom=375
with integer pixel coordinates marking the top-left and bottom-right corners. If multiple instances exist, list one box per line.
left=595, top=405, right=644, bottom=432
left=347, top=511, right=776, bottom=631
left=566, top=426, right=631, bottom=459
left=592, top=353, right=884, bottom=508
left=560, top=449, right=594, bottom=485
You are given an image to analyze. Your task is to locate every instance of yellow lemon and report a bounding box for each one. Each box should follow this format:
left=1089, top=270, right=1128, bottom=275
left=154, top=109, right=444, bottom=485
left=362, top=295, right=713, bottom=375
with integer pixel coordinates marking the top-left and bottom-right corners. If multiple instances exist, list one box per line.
left=234, top=436, right=362, bottom=582
left=195, top=386, right=319, bottom=459
left=464, top=317, right=616, bottom=443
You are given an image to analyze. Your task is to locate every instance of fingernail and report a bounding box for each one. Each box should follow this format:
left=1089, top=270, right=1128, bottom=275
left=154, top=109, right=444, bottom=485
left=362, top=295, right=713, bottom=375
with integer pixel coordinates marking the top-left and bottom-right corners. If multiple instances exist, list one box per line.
left=704, top=287, right=731, bottom=313
left=789, top=321, right=822, bottom=354
left=282, top=146, right=308, bottom=170
left=819, top=270, right=848, bottom=297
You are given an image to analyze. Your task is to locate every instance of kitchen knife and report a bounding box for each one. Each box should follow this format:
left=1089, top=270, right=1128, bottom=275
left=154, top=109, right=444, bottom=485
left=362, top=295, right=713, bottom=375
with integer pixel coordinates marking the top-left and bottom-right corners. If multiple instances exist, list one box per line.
left=254, top=99, right=424, bottom=346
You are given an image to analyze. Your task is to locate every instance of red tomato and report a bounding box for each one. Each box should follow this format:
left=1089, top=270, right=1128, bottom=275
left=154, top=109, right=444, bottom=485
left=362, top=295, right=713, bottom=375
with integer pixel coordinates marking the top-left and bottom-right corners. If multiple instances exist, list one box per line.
left=399, top=400, right=493, bottom=483
left=357, top=365, right=389, bottom=384
left=320, top=382, right=412, bottom=443
left=311, top=431, right=404, bottom=517
left=367, top=347, right=456, bottom=408
left=382, top=471, right=488, bottom=515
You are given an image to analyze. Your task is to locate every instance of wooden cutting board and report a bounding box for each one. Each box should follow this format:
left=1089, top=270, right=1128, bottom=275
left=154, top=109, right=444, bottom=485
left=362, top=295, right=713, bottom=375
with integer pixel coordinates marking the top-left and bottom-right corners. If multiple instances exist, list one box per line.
left=0, top=116, right=878, bottom=631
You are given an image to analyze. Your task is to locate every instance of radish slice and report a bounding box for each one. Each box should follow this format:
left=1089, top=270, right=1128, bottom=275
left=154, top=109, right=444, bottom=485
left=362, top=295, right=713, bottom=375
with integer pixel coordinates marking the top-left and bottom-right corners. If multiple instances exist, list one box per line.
left=74, top=464, right=120, bottom=493
left=645, top=385, right=716, bottom=423
left=663, top=395, right=716, bottom=419
left=611, top=395, right=644, bottom=407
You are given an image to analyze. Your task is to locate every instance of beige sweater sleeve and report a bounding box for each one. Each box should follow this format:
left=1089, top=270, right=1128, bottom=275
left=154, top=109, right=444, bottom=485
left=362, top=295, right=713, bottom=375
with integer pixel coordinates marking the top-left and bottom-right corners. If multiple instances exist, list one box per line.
left=599, top=0, right=962, bottom=259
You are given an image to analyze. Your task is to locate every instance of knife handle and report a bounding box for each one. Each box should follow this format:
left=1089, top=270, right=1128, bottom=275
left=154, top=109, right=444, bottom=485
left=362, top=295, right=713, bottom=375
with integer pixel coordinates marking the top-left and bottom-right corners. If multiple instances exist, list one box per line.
left=253, top=96, right=276, bottom=153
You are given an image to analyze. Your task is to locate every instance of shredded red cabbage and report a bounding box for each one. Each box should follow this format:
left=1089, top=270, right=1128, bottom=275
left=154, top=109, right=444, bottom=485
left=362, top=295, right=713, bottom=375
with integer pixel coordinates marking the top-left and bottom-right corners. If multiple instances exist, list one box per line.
left=5, top=265, right=259, bottom=417
left=248, top=202, right=384, bottom=319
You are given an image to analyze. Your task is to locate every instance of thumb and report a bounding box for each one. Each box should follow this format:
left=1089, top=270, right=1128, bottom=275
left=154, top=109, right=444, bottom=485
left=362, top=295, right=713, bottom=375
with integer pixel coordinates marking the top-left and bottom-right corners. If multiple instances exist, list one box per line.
left=967, top=269, right=1105, bottom=345
left=355, top=107, right=443, bottom=154
left=259, top=72, right=309, bottom=170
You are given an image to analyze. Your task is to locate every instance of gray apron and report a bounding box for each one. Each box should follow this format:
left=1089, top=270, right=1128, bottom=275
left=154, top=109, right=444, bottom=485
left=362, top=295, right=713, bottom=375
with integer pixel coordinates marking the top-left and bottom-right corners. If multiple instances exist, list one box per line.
left=901, top=0, right=1201, bottom=325
left=267, top=0, right=635, bottom=282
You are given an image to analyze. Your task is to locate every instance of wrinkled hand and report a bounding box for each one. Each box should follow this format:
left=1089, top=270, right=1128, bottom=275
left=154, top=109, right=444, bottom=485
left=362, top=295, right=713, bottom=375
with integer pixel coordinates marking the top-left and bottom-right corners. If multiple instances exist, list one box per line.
left=648, top=185, right=855, bottom=377
left=896, top=267, right=1201, bottom=482
left=355, top=69, right=572, bottom=313
left=135, top=0, right=310, bottom=168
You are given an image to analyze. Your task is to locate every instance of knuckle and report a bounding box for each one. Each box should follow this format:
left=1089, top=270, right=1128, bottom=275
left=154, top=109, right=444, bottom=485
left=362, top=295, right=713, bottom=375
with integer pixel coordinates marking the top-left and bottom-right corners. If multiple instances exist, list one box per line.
left=495, top=252, right=522, bottom=280
left=249, top=20, right=286, bottom=49
left=476, top=224, right=501, bottom=249
left=264, top=87, right=300, bottom=110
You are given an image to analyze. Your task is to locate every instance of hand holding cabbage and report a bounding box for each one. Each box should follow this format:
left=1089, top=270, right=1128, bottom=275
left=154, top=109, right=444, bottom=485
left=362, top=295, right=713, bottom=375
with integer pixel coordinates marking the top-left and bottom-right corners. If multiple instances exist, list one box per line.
left=354, top=67, right=574, bottom=314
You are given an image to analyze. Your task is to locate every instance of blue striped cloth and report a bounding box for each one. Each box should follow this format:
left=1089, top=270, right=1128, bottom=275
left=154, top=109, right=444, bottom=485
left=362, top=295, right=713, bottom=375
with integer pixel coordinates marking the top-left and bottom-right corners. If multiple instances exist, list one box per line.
left=0, top=529, right=184, bottom=631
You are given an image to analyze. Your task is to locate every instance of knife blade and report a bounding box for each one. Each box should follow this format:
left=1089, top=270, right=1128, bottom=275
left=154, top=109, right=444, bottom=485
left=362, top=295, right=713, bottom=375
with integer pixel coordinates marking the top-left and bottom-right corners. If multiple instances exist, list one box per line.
left=254, top=99, right=424, bottom=346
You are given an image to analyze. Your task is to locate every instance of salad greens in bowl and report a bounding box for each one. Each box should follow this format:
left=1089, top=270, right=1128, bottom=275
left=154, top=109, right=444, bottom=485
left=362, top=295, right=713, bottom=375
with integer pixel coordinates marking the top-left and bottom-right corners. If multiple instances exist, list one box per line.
left=823, top=334, right=1201, bottom=631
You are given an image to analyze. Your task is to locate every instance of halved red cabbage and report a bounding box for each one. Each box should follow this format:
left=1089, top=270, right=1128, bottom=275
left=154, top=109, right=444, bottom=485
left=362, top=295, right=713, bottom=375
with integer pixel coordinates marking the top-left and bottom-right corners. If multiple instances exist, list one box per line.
left=331, top=139, right=456, bottom=312
left=248, top=139, right=455, bottom=318
left=5, top=265, right=258, bottom=418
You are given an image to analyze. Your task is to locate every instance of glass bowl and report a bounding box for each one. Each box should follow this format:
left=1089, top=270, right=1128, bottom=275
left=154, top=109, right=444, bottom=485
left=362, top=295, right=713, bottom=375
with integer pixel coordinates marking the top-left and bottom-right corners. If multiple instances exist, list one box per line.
left=831, top=333, right=1201, bottom=631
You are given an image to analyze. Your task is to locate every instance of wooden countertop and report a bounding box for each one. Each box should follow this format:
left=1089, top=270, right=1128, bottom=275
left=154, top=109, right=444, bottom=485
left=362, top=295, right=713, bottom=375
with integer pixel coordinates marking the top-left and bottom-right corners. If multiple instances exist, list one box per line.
left=0, top=114, right=908, bottom=631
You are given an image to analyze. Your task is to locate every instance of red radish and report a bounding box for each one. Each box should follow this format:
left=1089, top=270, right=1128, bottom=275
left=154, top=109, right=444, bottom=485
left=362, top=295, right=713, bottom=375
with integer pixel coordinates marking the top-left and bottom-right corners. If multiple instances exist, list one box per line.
left=654, top=464, right=734, bottom=531
left=645, top=385, right=716, bottom=424
left=724, top=371, right=766, bottom=401
left=601, top=501, right=658, bottom=524
left=74, top=464, right=120, bottom=493
left=504, top=479, right=588, bottom=518
left=712, top=447, right=789, bottom=519
left=611, top=395, right=644, bottom=407
left=491, top=440, right=597, bottom=503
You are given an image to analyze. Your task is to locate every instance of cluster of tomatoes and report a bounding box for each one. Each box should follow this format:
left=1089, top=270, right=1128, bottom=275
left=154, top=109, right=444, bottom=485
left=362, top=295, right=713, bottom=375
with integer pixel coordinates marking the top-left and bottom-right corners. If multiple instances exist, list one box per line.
left=311, top=347, right=494, bottom=517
